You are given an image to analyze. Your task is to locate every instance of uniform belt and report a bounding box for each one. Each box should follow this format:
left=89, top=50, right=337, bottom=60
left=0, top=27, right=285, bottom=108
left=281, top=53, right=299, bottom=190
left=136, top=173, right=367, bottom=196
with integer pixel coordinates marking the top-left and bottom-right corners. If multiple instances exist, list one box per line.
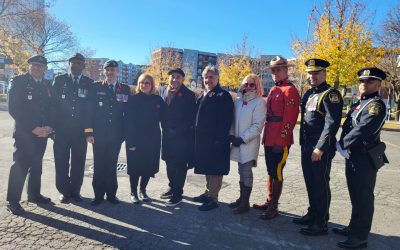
left=267, top=116, right=283, bottom=122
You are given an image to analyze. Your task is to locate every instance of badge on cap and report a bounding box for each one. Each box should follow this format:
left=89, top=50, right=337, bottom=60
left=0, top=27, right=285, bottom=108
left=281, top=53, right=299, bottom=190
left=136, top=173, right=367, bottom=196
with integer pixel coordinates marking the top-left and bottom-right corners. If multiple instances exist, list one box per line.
left=28, top=95, right=32, bottom=100
left=309, top=60, right=315, bottom=66
left=362, top=70, right=370, bottom=76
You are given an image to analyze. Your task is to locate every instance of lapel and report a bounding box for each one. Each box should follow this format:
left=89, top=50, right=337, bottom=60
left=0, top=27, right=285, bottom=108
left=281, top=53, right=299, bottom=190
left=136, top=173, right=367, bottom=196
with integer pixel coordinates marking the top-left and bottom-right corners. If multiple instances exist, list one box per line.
left=169, top=84, right=185, bottom=108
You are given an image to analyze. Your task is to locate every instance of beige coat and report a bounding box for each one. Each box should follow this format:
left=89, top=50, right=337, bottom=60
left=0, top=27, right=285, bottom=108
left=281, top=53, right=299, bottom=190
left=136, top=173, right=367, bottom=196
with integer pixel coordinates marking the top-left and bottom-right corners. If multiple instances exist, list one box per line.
left=230, top=93, right=266, bottom=164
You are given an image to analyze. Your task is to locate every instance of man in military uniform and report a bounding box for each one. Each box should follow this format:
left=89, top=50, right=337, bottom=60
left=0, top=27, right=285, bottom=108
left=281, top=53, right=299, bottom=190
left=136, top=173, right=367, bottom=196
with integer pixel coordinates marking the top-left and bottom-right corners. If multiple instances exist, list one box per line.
left=294, top=58, right=343, bottom=236
left=6, top=55, right=53, bottom=215
left=52, top=53, right=94, bottom=203
left=253, top=56, right=300, bottom=220
left=334, top=68, right=388, bottom=249
left=85, top=60, right=130, bottom=206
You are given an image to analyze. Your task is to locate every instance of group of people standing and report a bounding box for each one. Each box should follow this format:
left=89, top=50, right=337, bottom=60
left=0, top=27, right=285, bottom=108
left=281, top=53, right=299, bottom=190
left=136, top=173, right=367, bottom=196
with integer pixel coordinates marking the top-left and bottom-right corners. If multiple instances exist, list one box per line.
left=6, top=52, right=388, bottom=249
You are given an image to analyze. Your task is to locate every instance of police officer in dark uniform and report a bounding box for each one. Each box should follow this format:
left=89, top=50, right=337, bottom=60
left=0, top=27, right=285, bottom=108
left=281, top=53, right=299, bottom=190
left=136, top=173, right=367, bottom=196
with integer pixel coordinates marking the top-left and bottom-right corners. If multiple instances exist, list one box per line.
left=52, top=53, right=94, bottom=203
left=334, top=68, right=388, bottom=249
left=6, top=55, right=53, bottom=215
left=85, top=60, right=130, bottom=206
left=294, top=58, right=344, bottom=236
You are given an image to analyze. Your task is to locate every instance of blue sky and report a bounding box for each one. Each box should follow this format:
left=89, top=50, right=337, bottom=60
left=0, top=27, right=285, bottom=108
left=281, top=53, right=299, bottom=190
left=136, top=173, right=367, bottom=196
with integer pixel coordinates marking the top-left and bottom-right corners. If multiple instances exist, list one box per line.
left=49, top=0, right=398, bottom=65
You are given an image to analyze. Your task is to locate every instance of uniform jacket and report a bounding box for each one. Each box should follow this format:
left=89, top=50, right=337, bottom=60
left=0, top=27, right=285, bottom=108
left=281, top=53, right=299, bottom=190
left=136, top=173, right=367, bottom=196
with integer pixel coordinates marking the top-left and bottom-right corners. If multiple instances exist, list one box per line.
left=125, top=92, right=166, bottom=176
left=340, top=92, right=386, bottom=151
left=8, top=73, right=52, bottom=139
left=85, top=81, right=130, bottom=143
left=52, top=73, right=94, bottom=132
left=300, top=82, right=343, bottom=152
left=230, top=92, right=266, bottom=164
left=194, top=84, right=234, bottom=175
left=161, top=84, right=196, bottom=165
left=262, top=80, right=300, bottom=147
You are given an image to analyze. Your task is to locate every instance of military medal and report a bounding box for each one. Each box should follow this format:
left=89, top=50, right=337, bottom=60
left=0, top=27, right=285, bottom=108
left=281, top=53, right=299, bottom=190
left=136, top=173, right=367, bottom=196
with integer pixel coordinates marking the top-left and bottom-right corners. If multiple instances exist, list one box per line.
left=61, top=94, right=66, bottom=99
left=99, top=101, right=103, bottom=107
left=28, top=95, right=32, bottom=100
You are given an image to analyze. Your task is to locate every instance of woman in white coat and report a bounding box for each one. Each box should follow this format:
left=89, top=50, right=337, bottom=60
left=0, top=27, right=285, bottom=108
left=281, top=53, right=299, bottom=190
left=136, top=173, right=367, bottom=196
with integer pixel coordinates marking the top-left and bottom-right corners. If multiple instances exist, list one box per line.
left=229, top=74, right=267, bottom=214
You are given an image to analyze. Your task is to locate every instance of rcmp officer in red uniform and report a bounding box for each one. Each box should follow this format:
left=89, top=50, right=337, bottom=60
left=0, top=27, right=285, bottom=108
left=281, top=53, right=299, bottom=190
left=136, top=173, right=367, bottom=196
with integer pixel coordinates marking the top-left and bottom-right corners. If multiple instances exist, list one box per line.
left=253, top=56, right=300, bottom=220
left=294, top=58, right=343, bottom=236
left=334, top=68, right=388, bottom=249
left=85, top=60, right=130, bottom=206
left=52, top=53, right=94, bottom=203
left=6, top=55, right=53, bottom=215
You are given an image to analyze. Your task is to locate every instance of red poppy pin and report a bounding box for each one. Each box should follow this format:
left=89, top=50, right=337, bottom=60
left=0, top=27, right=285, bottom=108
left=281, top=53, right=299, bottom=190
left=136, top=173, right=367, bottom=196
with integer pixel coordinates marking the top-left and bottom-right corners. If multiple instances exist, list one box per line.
left=243, top=101, right=248, bottom=106
left=155, top=104, right=160, bottom=109
left=178, top=92, right=183, bottom=97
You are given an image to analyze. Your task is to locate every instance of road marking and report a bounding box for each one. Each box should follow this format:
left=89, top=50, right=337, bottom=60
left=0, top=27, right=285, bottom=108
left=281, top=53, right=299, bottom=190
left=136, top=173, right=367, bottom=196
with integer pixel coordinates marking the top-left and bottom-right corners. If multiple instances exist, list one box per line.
left=383, top=140, right=400, bottom=150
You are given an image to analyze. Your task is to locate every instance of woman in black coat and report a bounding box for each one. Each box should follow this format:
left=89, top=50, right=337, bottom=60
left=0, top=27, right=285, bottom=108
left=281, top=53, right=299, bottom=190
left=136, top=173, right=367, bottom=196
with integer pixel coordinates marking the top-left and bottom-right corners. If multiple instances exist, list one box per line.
left=125, top=73, right=165, bottom=204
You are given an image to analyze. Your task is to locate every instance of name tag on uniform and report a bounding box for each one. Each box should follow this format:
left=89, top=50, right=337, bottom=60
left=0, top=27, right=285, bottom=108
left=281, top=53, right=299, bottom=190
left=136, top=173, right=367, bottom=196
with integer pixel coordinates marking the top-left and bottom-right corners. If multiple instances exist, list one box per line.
left=28, top=95, right=32, bottom=100
left=116, top=94, right=128, bottom=102
left=99, top=101, right=103, bottom=107
left=306, top=95, right=319, bottom=111
left=78, top=88, right=88, bottom=98
left=61, top=94, right=66, bottom=99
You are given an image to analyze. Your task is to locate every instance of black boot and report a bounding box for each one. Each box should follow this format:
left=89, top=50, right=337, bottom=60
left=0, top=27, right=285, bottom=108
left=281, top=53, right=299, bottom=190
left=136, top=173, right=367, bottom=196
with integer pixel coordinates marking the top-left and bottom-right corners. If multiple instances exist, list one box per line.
left=229, top=182, right=243, bottom=209
left=233, top=185, right=252, bottom=214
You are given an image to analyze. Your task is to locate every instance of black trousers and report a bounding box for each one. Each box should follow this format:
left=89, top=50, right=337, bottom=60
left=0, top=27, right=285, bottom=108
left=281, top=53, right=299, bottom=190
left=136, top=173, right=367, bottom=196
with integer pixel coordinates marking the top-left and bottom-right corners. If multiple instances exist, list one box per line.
left=265, top=146, right=289, bottom=182
left=166, top=160, right=188, bottom=198
left=301, top=143, right=334, bottom=227
left=345, top=152, right=377, bottom=240
left=129, top=175, right=150, bottom=194
left=54, top=129, right=87, bottom=197
left=7, top=135, right=48, bottom=202
left=92, top=138, right=122, bottom=199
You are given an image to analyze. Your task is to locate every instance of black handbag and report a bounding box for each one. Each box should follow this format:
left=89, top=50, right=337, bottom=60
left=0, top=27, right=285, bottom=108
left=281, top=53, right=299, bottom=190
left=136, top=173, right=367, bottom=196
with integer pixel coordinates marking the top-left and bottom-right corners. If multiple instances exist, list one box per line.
left=366, top=142, right=389, bottom=170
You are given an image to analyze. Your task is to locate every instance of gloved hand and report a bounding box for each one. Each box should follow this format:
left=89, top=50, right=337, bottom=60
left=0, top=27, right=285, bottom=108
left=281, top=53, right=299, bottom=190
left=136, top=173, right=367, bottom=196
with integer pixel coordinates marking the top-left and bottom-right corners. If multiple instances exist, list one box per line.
left=232, top=137, right=245, bottom=147
left=272, top=144, right=283, bottom=153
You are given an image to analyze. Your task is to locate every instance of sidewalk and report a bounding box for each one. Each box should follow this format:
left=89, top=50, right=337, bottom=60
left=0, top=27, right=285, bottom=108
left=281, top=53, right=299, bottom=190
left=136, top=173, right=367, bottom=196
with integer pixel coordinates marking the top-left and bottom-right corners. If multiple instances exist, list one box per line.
left=0, top=113, right=399, bottom=249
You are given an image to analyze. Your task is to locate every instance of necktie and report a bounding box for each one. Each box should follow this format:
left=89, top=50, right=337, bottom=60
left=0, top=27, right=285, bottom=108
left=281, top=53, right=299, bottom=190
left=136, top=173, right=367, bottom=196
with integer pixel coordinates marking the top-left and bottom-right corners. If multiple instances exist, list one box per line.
left=73, top=76, right=79, bottom=85
left=109, top=84, right=114, bottom=92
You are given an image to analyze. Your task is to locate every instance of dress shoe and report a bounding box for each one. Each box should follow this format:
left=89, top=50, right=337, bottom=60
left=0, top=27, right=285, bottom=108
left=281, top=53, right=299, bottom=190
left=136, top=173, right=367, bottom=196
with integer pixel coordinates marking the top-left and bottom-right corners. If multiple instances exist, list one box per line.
left=160, top=189, right=173, bottom=199
left=332, top=226, right=351, bottom=236
left=107, top=196, right=120, bottom=205
left=337, top=237, right=367, bottom=249
left=300, top=224, right=328, bottom=236
left=71, top=194, right=83, bottom=202
left=7, top=202, right=25, bottom=215
left=260, top=205, right=279, bottom=220
left=28, top=194, right=51, bottom=204
left=293, top=213, right=314, bottom=226
left=59, top=194, right=70, bottom=204
left=139, top=190, right=152, bottom=202
left=198, top=199, right=219, bottom=211
left=252, top=201, right=271, bottom=210
left=130, top=194, right=140, bottom=204
left=193, top=193, right=209, bottom=203
left=90, top=198, right=104, bottom=206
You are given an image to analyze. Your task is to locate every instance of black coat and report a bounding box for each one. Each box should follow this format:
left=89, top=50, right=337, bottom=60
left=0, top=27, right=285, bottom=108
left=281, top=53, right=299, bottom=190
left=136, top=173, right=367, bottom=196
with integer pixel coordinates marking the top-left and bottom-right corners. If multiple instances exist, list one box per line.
left=125, top=92, right=166, bottom=177
left=161, top=85, right=196, bottom=165
left=8, top=73, right=52, bottom=140
left=52, top=73, right=94, bottom=132
left=84, top=81, right=130, bottom=144
left=194, top=85, right=234, bottom=175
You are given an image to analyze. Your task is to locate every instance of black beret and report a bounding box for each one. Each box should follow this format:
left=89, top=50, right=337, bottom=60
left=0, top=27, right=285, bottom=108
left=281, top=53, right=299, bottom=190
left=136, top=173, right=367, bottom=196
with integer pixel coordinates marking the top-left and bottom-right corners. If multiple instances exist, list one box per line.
left=358, top=67, right=386, bottom=81
left=305, top=58, right=330, bottom=72
left=69, top=53, right=85, bottom=62
left=168, top=68, right=185, bottom=77
left=103, top=60, right=118, bottom=68
left=28, top=55, right=47, bottom=65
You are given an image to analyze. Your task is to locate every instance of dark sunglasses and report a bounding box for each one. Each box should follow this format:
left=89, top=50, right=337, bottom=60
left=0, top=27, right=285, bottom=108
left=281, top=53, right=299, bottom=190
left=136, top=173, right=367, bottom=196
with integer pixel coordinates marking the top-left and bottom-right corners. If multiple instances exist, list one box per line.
left=244, top=83, right=256, bottom=88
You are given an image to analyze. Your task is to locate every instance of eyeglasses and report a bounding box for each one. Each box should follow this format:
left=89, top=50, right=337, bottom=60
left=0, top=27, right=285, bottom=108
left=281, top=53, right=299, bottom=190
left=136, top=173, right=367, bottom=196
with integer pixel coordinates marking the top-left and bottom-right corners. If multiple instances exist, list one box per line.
left=244, top=83, right=256, bottom=88
left=140, top=81, right=152, bottom=85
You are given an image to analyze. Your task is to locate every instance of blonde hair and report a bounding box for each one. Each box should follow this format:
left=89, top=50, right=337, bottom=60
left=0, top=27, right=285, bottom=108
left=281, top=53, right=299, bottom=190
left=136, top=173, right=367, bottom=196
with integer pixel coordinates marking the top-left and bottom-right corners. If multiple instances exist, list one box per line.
left=240, top=74, right=264, bottom=97
left=135, top=73, right=156, bottom=94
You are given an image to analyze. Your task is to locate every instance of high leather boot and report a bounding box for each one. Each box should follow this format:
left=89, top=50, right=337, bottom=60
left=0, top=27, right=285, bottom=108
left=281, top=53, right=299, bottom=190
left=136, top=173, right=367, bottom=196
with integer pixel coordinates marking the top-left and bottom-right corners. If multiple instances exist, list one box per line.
left=233, top=185, right=252, bottom=214
left=260, top=179, right=283, bottom=220
left=229, top=181, right=243, bottom=209
left=253, top=176, right=273, bottom=210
